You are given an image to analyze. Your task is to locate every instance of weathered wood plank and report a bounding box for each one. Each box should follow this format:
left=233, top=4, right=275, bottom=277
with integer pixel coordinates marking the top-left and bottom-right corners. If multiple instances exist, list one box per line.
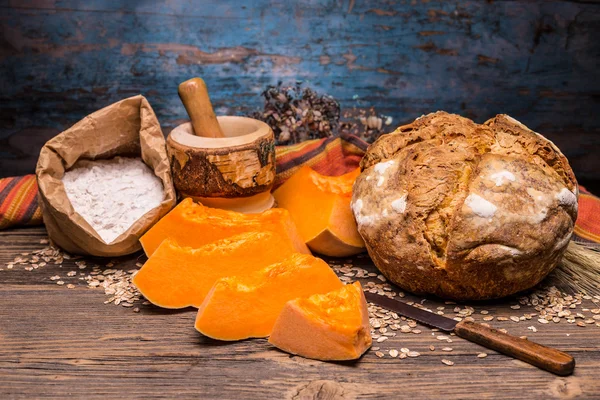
left=1, top=227, right=600, bottom=398
left=1, top=0, right=599, bottom=180
left=2, top=284, right=599, bottom=399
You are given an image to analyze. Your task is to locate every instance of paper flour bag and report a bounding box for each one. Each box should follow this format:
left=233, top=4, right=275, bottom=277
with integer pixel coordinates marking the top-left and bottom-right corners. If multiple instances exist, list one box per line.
left=36, top=95, right=176, bottom=257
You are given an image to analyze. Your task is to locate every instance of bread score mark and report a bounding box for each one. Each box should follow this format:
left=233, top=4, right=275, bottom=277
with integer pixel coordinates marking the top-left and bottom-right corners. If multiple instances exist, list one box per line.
left=488, top=170, right=516, bottom=186
left=391, top=194, right=408, bottom=214
left=464, top=193, right=497, bottom=218
left=373, top=160, right=395, bottom=175
left=351, top=198, right=381, bottom=226
left=555, top=187, right=578, bottom=212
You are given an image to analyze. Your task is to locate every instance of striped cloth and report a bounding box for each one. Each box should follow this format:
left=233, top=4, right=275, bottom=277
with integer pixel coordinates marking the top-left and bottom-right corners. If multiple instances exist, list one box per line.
left=274, top=133, right=366, bottom=188
left=2, top=133, right=600, bottom=246
left=0, top=174, right=43, bottom=229
left=574, top=187, right=600, bottom=244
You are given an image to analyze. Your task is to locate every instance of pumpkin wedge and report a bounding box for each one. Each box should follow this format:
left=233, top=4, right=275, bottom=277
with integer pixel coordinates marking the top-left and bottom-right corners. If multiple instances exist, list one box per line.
left=194, top=253, right=343, bottom=341
left=269, top=282, right=372, bottom=361
left=273, top=166, right=365, bottom=257
left=132, top=231, right=297, bottom=309
left=139, top=198, right=310, bottom=257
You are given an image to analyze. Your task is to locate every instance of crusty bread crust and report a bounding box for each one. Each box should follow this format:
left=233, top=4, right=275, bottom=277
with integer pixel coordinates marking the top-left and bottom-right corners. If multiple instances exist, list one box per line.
left=352, top=112, right=577, bottom=300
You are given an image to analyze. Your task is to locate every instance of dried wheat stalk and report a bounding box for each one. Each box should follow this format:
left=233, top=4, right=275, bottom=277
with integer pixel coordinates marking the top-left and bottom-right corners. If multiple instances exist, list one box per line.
left=556, top=241, right=600, bottom=296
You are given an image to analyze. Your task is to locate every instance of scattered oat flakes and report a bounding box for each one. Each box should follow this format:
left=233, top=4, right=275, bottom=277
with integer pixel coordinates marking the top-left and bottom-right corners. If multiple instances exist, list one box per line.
left=477, top=353, right=488, bottom=358
left=389, top=349, right=399, bottom=358
left=441, top=359, right=454, bottom=366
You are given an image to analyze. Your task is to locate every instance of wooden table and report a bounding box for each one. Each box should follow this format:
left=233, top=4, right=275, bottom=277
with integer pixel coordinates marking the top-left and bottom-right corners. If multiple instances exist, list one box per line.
left=1, top=227, right=599, bottom=399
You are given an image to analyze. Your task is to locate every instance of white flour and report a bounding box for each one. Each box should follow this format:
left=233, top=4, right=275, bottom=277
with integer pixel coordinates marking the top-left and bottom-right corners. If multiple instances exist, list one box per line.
left=464, top=193, right=497, bottom=218
left=62, top=157, right=164, bottom=244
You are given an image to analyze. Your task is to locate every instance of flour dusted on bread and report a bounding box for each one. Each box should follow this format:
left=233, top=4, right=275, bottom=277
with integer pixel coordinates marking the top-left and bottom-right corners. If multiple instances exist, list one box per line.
left=352, top=112, right=578, bottom=300
left=62, top=157, right=165, bottom=244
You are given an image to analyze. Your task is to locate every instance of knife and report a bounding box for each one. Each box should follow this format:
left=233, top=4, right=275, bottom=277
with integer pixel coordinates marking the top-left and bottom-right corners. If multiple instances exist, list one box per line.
left=365, top=292, right=575, bottom=376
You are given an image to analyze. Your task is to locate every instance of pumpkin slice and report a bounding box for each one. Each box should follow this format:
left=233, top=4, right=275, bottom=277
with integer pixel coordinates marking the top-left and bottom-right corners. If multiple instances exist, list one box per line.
left=273, top=166, right=365, bottom=257
left=132, top=231, right=297, bottom=309
left=194, top=253, right=343, bottom=341
left=269, top=282, right=372, bottom=361
left=139, top=198, right=310, bottom=257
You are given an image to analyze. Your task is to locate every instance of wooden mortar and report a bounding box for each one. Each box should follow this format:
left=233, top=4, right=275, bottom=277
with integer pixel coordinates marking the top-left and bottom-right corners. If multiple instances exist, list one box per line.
left=168, top=78, right=276, bottom=213
left=167, top=117, right=276, bottom=213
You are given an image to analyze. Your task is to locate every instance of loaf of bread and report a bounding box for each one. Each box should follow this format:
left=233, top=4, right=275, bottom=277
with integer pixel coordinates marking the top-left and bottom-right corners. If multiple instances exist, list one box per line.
left=351, top=112, right=578, bottom=300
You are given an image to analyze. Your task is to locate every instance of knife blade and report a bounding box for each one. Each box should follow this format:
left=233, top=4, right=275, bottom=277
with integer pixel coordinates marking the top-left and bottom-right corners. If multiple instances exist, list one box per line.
left=365, top=292, right=458, bottom=331
left=365, top=291, right=575, bottom=376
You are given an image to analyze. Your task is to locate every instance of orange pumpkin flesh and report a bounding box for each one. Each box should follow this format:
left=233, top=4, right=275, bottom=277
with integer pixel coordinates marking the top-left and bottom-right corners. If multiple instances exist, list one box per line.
left=268, top=282, right=372, bottom=361
left=273, top=166, right=365, bottom=257
left=194, top=253, right=343, bottom=341
left=139, top=198, right=310, bottom=257
left=132, top=231, right=298, bottom=309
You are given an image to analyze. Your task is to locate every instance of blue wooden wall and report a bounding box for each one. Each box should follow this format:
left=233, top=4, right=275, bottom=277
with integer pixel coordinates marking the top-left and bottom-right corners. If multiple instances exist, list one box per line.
left=1, top=0, right=599, bottom=181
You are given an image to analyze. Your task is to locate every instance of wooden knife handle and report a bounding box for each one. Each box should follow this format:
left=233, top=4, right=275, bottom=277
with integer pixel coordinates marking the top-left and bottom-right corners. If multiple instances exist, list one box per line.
left=178, top=77, right=225, bottom=138
left=454, top=320, right=575, bottom=376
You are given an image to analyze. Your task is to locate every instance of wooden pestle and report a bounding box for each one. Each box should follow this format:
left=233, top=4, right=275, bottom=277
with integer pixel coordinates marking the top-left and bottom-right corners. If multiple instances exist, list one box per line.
left=178, top=77, right=225, bottom=138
